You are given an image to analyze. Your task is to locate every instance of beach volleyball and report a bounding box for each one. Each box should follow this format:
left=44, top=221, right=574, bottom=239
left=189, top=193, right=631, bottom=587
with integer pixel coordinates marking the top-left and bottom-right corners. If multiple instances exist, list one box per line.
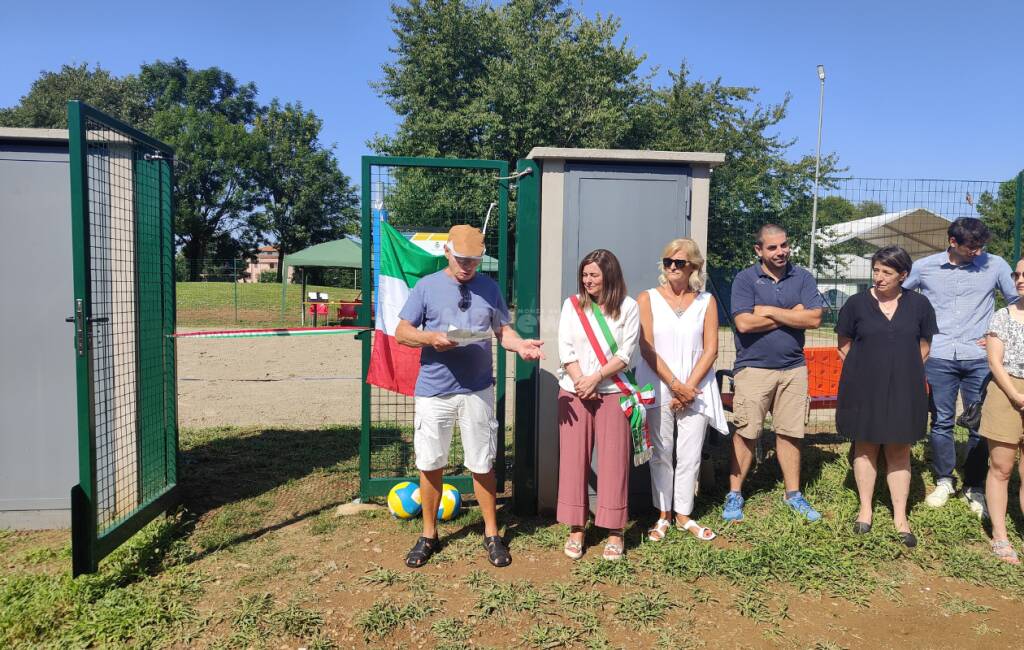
left=437, top=483, right=462, bottom=521
left=387, top=481, right=422, bottom=519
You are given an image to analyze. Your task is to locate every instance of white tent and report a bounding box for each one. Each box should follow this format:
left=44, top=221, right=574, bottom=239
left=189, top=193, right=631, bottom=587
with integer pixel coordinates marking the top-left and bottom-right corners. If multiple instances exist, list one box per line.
left=817, top=207, right=952, bottom=260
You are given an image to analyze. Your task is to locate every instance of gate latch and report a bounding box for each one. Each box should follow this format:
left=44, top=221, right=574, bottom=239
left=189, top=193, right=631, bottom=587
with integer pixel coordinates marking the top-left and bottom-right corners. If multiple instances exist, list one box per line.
left=65, top=300, right=109, bottom=356
left=65, top=299, right=86, bottom=356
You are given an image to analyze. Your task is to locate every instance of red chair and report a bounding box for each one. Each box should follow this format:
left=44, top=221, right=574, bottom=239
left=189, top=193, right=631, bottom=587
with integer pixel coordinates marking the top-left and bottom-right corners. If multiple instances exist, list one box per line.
left=336, top=301, right=359, bottom=322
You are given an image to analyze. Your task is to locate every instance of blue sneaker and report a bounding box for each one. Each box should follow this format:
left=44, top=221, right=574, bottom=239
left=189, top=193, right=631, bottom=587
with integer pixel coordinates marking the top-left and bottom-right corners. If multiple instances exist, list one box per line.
left=783, top=492, right=821, bottom=522
left=722, top=491, right=745, bottom=521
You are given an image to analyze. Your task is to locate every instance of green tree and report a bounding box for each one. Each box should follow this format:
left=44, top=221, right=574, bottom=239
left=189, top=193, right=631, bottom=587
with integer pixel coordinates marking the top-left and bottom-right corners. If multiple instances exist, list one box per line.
left=976, top=177, right=1020, bottom=260
left=372, top=0, right=650, bottom=230
left=373, top=2, right=841, bottom=273
left=0, top=59, right=267, bottom=279
left=641, top=63, right=842, bottom=270
left=251, top=100, right=360, bottom=280
left=0, top=63, right=149, bottom=128
left=138, top=59, right=265, bottom=279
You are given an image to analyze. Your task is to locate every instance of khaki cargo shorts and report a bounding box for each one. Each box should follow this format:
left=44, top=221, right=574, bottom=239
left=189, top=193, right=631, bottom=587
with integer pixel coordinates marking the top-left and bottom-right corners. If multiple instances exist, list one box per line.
left=732, top=366, right=808, bottom=440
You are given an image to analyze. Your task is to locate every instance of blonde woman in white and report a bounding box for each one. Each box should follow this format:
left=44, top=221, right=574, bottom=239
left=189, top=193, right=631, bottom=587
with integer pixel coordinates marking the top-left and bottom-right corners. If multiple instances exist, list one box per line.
left=637, top=238, right=729, bottom=542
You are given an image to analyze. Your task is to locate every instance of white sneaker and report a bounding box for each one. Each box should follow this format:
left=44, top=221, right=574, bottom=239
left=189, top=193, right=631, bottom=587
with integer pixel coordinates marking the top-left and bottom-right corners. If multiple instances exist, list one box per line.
left=963, top=487, right=990, bottom=520
left=926, top=481, right=955, bottom=508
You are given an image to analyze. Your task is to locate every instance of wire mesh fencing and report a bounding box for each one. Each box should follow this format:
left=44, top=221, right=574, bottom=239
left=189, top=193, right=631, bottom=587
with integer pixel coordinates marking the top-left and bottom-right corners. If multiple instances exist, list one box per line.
left=363, top=162, right=512, bottom=491
left=174, top=258, right=362, bottom=329
left=78, top=112, right=176, bottom=539
left=710, top=176, right=1010, bottom=435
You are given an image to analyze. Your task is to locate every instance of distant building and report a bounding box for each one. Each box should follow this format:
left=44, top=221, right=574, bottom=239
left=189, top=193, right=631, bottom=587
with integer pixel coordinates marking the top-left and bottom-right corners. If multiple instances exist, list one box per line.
left=242, top=246, right=292, bottom=283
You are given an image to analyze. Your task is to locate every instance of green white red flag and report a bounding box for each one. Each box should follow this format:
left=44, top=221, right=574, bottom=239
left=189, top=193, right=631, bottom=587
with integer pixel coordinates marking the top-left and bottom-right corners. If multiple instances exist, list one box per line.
left=366, top=220, right=446, bottom=395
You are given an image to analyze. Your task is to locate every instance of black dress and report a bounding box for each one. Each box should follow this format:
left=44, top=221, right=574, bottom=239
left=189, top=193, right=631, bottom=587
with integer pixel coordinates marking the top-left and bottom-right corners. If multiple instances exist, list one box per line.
left=835, top=290, right=938, bottom=443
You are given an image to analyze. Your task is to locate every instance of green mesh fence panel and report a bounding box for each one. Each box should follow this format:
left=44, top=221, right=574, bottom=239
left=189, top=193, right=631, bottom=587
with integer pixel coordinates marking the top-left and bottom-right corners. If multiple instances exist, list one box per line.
left=69, top=102, right=179, bottom=575
left=709, top=176, right=1007, bottom=436
left=360, top=158, right=511, bottom=498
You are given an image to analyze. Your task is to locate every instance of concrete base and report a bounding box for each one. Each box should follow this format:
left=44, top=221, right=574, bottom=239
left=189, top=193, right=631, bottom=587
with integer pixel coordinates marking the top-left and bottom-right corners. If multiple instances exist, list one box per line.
left=0, top=509, right=71, bottom=530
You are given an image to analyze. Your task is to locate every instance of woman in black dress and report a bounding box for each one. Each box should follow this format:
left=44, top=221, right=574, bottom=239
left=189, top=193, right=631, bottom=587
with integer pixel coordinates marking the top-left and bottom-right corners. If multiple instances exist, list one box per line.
left=836, top=246, right=937, bottom=547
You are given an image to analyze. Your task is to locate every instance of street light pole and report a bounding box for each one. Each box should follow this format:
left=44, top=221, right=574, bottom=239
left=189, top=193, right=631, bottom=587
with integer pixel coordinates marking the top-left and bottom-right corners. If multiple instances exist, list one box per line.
left=808, top=64, right=826, bottom=275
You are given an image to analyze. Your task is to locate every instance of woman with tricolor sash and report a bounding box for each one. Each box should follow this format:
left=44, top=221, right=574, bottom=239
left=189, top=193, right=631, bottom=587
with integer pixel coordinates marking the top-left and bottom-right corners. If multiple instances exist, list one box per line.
left=637, top=238, right=729, bottom=543
left=557, top=249, right=646, bottom=561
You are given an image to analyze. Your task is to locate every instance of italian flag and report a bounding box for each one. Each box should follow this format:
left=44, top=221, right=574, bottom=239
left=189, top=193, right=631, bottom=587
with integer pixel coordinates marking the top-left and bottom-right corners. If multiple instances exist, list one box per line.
left=366, top=220, right=446, bottom=395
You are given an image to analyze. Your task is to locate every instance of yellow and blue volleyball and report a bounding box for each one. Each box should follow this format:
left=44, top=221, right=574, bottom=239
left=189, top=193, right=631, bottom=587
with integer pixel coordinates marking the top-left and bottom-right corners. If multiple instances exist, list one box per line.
left=387, top=481, right=422, bottom=519
left=437, top=483, right=462, bottom=521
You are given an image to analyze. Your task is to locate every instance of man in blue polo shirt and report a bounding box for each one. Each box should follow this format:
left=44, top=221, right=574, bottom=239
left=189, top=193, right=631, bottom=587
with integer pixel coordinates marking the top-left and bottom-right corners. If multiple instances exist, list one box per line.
left=904, top=217, right=1017, bottom=517
left=723, top=224, right=826, bottom=522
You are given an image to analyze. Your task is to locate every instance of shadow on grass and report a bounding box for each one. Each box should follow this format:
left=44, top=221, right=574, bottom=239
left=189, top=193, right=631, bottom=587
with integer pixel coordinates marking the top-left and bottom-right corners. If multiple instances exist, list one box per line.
left=699, top=431, right=842, bottom=508
left=178, top=425, right=360, bottom=556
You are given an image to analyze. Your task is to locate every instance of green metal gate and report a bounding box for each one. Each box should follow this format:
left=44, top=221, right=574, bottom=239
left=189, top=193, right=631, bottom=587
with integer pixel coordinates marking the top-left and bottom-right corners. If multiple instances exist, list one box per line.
left=359, top=156, right=511, bottom=499
left=68, top=101, right=179, bottom=576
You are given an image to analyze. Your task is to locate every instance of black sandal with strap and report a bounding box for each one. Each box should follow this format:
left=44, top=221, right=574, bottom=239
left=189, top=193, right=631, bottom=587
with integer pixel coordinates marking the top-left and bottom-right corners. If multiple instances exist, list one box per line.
left=405, top=536, right=441, bottom=568
left=483, top=535, right=512, bottom=567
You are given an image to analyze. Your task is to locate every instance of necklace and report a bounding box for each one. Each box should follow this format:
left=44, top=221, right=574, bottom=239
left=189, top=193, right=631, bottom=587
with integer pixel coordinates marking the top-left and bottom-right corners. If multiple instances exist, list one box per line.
left=661, top=286, right=694, bottom=316
left=873, top=288, right=901, bottom=319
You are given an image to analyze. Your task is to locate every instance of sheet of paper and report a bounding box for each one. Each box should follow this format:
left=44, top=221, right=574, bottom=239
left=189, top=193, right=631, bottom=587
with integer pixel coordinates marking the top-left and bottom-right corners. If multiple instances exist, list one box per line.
left=446, top=325, right=492, bottom=345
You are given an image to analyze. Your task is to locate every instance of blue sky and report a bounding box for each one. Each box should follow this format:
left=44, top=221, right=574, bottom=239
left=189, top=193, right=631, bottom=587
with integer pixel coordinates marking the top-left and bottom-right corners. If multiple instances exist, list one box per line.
left=3, top=1, right=1022, bottom=184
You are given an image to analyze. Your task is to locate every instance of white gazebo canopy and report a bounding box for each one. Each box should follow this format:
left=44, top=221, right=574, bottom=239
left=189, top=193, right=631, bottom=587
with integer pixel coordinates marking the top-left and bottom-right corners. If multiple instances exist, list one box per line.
left=817, top=207, right=952, bottom=259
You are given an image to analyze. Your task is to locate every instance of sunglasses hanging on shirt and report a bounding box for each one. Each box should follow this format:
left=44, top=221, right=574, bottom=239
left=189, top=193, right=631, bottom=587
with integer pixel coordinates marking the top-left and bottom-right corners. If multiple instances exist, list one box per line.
left=458, top=283, right=472, bottom=311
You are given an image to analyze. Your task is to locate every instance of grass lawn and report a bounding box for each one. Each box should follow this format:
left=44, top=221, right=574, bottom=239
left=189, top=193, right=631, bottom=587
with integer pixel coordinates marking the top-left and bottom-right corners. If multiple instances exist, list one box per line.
left=2, top=426, right=1022, bottom=648
left=177, top=282, right=361, bottom=329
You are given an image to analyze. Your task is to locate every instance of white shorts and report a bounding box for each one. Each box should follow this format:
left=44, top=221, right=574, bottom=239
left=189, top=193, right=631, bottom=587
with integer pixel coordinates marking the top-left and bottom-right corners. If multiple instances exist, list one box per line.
left=414, top=386, right=498, bottom=474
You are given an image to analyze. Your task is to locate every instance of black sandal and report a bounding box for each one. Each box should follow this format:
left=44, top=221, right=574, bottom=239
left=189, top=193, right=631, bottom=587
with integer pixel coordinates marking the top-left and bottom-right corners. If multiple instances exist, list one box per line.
left=483, top=535, right=512, bottom=567
left=405, top=536, right=441, bottom=568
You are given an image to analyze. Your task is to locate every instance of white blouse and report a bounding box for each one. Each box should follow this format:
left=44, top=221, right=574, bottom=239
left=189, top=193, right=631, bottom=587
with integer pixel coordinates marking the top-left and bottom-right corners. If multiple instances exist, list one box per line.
left=558, top=295, right=640, bottom=394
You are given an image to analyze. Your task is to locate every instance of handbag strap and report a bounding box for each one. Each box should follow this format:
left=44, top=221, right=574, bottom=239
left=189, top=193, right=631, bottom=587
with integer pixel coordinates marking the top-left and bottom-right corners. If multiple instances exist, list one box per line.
left=569, top=295, right=635, bottom=398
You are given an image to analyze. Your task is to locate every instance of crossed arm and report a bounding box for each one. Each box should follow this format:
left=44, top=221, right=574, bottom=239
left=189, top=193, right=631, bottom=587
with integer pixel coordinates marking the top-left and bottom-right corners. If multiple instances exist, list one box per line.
left=734, top=304, right=823, bottom=334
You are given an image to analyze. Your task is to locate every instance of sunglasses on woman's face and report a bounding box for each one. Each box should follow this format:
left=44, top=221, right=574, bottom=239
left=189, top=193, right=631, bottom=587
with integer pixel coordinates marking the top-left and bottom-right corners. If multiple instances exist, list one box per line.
left=662, top=258, right=692, bottom=270
left=1012, top=272, right=1023, bottom=281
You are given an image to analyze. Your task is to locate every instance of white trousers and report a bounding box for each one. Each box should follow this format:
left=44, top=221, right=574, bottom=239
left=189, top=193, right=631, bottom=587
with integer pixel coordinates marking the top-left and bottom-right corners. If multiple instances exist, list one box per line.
left=414, top=386, right=497, bottom=474
left=648, top=405, right=708, bottom=516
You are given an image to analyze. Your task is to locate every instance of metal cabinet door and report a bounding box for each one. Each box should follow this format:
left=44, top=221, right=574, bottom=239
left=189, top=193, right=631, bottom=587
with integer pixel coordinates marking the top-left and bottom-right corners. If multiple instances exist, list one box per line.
left=562, top=163, right=692, bottom=297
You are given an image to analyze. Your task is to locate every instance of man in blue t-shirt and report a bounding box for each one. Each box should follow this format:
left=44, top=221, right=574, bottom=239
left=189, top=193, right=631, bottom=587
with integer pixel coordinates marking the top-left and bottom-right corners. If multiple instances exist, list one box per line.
left=395, top=224, right=544, bottom=569
left=723, top=224, right=826, bottom=523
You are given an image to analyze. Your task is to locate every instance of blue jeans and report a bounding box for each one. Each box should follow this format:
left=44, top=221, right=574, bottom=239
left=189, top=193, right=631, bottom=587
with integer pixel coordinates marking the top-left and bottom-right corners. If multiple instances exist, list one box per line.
left=925, top=357, right=989, bottom=489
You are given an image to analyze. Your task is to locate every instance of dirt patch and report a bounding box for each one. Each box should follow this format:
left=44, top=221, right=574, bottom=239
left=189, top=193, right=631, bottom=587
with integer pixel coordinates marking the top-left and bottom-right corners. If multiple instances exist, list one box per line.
left=188, top=508, right=1024, bottom=650
left=176, top=330, right=365, bottom=429
left=176, top=329, right=514, bottom=430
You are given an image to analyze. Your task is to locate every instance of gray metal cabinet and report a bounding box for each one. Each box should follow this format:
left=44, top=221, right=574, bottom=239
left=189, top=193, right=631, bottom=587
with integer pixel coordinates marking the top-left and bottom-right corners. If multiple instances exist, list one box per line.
left=0, top=130, right=77, bottom=529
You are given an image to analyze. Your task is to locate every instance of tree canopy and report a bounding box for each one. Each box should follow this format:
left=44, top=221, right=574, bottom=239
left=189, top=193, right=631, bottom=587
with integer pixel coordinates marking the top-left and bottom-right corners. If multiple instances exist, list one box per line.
left=371, top=0, right=849, bottom=269
left=976, top=177, right=1021, bottom=260
left=0, top=60, right=357, bottom=279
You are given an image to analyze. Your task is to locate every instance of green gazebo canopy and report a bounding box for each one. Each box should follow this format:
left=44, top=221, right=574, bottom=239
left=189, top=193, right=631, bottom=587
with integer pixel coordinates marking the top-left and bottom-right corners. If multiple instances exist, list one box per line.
left=279, top=235, right=500, bottom=321
left=281, top=238, right=363, bottom=273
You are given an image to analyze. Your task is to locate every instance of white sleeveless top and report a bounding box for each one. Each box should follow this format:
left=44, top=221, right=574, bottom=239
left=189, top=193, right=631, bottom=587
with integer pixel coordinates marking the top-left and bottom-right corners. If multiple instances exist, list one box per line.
left=636, top=289, right=729, bottom=434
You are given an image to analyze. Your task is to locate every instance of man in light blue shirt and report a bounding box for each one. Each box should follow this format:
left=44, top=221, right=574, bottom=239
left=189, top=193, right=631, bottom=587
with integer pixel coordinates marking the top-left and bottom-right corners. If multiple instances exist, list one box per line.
left=903, top=218, right=1017, bottom=516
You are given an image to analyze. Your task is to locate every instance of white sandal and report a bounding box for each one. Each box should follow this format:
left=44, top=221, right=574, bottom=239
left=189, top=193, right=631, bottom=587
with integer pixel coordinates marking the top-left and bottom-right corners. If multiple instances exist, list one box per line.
left=678, top=518, right=716, bottom=541
left=602, top=531, right=625, bottom=561
left=564, top=537, right=584, bottom=560
left=647, top=518, right=671, bottom=542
